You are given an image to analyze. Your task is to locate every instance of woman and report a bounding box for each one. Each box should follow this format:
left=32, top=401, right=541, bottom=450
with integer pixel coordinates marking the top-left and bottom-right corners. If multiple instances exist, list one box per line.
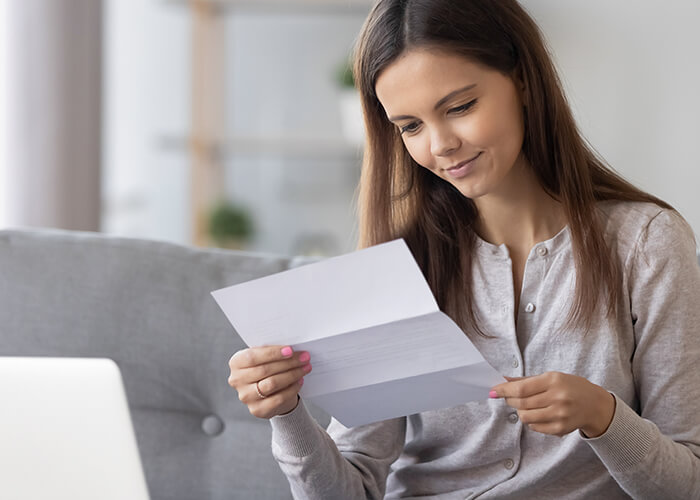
left=227, top=0, right=700, bottom=498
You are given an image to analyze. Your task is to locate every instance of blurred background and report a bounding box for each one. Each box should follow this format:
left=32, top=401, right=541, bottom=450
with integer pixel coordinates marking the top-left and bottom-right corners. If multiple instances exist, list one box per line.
left=1, top=0, right=698, bottom=257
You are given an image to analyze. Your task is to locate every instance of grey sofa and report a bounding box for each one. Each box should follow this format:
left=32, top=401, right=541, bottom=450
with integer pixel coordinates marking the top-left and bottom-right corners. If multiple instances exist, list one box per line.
left=0, top=228, right=330, bottom=500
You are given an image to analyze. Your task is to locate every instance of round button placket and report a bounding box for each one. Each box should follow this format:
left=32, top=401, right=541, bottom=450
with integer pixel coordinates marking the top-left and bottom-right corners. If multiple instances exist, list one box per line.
left=511, top=357, right=519, bottom=368
left=504, top=458, right=515, bottom=470
left=508, top=413, right=519, bottom=424
left=201, top=414, right=225, bottom=437
left=524, top=302, right=536, bottom=313
left=537, top=246, right=548, bottom=257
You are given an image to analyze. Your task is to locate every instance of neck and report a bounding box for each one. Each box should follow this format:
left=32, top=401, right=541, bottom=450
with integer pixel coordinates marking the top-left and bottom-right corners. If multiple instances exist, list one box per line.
left=473, top=160, right=567, bottom=254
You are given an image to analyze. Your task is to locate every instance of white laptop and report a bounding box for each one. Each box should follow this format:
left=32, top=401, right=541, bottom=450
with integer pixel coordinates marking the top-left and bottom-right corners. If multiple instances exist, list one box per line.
left=0, top=357, right=151, bottom=500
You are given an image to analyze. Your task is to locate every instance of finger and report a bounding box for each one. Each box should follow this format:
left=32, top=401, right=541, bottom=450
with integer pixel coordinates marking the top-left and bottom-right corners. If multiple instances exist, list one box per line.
left=237, top=353, right=311, bottom=385
left=491, top=373, right=549, bottom=399
left=240, top=364, right=311, bottom=405
left=230, top=345, right=299, bottom=369
left=248, top=377, right=306, bottom=419
left=257, top=363, right=312, bottom=399
left=503, top=391, right=551, bottom=410
left=517, top=407, right=556, bottom=426
left=491, top=377, right=528, bottom=395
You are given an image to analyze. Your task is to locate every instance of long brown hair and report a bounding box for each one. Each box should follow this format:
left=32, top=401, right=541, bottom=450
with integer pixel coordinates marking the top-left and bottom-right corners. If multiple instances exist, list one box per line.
left=353, top=0, right=672, bottom=334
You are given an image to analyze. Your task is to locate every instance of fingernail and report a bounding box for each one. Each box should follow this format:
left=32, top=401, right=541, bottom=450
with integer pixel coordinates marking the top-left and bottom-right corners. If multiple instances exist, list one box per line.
left=298, top=351, right=310, bottom=363
left=489, top=390, right=499, bottom=399
left=281, top=346, right=293, bottom=357
left=302, top=363, right=312, bottom=373
left=298, top=378, right=304, bottom=385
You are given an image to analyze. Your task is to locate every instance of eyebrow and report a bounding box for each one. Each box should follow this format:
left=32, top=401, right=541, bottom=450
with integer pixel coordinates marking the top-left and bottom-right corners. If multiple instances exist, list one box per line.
left=387, top=83, right=478, bottom=122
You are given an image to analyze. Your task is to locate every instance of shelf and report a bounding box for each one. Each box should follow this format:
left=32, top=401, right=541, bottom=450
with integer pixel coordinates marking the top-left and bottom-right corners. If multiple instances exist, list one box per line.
left=163, top=0, right=374, bottom=14
left=158, top=134, right=363, bottom=160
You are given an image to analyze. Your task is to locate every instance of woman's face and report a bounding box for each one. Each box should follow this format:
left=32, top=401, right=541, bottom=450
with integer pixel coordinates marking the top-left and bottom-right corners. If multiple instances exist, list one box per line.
left=375, top=48, right=527, bottom=201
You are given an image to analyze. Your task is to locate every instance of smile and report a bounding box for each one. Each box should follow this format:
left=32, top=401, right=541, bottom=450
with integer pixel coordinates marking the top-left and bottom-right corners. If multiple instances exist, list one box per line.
left=445, top=152, right=481, bottom=179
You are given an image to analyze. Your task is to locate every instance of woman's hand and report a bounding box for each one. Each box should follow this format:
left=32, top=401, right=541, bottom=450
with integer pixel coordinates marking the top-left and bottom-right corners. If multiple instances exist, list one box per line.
left=228, top=345, right=312, bottom=419
left=490, top=371, right=615, bottom=438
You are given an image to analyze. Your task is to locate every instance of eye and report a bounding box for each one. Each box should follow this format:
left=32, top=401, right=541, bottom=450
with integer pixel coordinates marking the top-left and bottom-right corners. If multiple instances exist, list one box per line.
left=448, top=99, right=477, bottom=114
left=400, top=122, right=421, bottom=135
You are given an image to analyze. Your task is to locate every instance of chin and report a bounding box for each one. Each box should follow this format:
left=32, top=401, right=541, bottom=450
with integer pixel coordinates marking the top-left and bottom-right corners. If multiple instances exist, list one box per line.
left=439, top=169, right=489, bottom=200
left=451, top=182, right=485, bottom=201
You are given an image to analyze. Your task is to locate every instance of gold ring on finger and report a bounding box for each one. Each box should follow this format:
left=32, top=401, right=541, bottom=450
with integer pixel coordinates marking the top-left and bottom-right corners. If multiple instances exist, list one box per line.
left=255, top=380, right=267, bottom=399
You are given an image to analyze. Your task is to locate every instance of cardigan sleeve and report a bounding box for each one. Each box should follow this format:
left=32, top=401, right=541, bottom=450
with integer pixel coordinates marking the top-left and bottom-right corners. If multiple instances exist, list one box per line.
left=269, top=397, right=407, bottom=499
left=582, top=209, right=700, bottom=499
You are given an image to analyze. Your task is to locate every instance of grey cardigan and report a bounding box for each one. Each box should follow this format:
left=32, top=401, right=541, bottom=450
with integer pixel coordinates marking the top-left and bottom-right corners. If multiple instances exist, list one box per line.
left=269, top=201, right=700, bottom=499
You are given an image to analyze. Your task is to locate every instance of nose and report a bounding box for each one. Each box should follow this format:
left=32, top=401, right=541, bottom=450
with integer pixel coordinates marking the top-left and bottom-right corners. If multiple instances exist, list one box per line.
left=430, top=124, right=461, bottom=157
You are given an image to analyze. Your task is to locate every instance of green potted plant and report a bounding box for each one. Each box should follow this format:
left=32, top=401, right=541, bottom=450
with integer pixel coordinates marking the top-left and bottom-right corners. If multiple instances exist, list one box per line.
left=207, top=200, right=254, bottom=250
left=336, top=59, right=356, bottom=88
left=335, top=57, right=364, bottom=146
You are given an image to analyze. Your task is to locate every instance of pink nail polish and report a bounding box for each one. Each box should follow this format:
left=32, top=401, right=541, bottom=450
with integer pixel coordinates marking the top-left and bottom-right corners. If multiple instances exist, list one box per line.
left=299, top=351, right=310, bottom=363
left=489, top=390, right=499, bottom=399
left=299, top=378, right=304, bottom=385
left=281, top=346, right=293, bottom=357
left=302, top=363, right=312, bottom=373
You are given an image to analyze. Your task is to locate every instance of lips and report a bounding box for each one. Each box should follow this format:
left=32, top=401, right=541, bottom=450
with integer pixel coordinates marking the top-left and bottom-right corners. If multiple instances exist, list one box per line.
left=442, top=153, right=481, bottom=180
left=446, top=152, right=481, bottom=172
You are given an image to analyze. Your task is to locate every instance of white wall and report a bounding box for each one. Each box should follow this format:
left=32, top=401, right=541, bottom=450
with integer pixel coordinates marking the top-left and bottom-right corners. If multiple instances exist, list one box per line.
left=524, top=0, right=700, bottom=240
left=101, top=0, right=190, bottom=244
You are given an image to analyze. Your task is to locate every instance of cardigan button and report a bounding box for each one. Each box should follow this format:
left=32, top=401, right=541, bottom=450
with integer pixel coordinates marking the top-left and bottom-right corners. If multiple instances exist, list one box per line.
left=202, top=414, right=225, bottom=436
